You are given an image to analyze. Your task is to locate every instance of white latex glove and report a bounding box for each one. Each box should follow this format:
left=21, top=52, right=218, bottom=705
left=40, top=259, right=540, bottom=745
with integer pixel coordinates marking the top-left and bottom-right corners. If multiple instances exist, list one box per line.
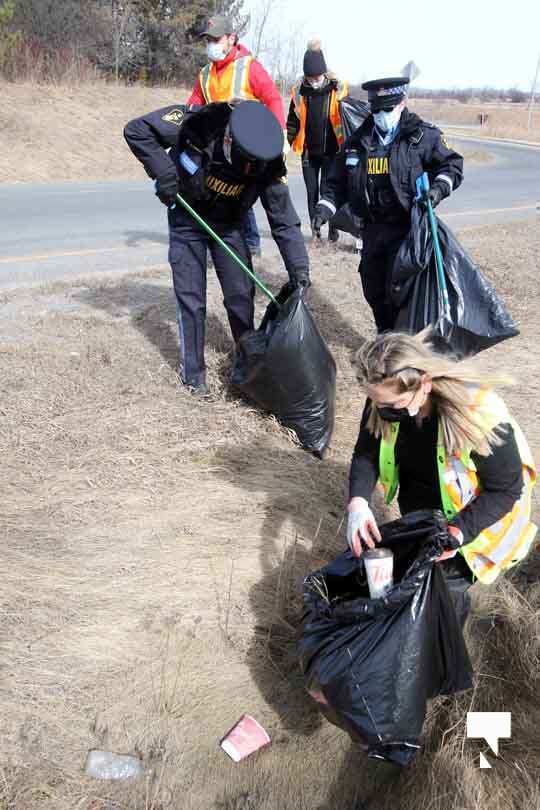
left=282, top=133, right=291, bottom=160
left=346, top=497, right=382, bottom=557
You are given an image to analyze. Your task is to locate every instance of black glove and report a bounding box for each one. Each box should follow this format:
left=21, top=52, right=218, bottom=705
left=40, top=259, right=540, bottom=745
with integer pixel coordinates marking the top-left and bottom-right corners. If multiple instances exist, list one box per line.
left=312, top=204, right=331, bottom=236
left=155, top=167, right=178, bottom=207
left=421, top=181, right=448, bottom=209
left=290, top=270, right=311, bottom=291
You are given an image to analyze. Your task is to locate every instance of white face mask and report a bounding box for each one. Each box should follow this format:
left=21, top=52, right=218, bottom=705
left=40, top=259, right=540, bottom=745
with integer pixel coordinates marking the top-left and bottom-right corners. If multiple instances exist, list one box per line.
left=207, top=41, right=228, bottom=62
left=307, top=77, right=325, bottom=89
left=373, top=106, right=402, bottom=132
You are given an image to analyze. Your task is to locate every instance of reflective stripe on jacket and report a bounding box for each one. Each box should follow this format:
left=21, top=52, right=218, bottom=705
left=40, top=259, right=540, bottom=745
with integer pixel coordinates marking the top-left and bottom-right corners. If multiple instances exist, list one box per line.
left=378, top=386, right=537, bottom=584
left=199, top=55, right=257, bottom=103
left=290, top=79, right=348, bottom=155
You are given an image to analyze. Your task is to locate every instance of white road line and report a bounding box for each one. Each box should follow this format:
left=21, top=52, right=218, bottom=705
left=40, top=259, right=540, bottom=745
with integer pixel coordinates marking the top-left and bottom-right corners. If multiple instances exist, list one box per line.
left=445, top=204, right=538, bottom=218
left=0, top=244, right=165, bottom=265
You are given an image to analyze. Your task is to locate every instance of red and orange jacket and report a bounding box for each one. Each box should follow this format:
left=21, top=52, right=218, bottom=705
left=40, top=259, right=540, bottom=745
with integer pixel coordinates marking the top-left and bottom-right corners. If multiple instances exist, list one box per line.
left=187, top=44, right=285, bottom=128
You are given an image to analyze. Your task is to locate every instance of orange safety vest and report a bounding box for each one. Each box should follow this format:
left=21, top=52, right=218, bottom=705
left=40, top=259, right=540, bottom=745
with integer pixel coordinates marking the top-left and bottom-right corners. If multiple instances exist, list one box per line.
left=290, top=79, right=348, bottom=155
left=199, top=55, right=258, bottom=103
left=378, top=385, right=537, bottom=585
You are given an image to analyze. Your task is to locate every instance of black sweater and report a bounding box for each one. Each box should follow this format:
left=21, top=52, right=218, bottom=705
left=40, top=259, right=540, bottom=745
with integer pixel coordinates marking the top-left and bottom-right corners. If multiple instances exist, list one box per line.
left=349, top=400, right=524, bottom=544
left=287, top=79, right=338, bottom=157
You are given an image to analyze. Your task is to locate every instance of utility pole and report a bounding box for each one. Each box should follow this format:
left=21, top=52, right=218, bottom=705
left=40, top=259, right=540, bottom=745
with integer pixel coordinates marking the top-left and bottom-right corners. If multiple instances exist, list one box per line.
left=528, top=51, right=540, bottom=131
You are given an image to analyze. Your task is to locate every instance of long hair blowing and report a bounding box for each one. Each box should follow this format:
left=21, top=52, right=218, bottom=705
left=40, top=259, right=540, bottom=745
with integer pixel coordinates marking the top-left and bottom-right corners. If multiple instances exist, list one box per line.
left=354, top=331, right=511, bottom=456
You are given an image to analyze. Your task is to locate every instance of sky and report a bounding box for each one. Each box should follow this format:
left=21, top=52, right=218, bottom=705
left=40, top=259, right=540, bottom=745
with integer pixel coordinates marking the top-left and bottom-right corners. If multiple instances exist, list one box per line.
left=242, top=0, right=540, bottom=91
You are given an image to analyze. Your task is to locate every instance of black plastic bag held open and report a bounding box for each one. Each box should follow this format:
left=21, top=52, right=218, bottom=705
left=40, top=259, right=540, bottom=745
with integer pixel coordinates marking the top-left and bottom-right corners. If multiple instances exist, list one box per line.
left=298, top=511, right=473, bottom=766
left=392, top=204, right=519, bottom=357
left=231, top=285, right=336, bottom=456
left=338, top=96, right=371, bottom=140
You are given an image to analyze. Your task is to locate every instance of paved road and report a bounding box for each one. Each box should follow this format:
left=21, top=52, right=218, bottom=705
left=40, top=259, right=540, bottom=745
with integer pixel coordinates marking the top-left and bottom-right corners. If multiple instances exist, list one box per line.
left=1, top=136, right=539, bottom=288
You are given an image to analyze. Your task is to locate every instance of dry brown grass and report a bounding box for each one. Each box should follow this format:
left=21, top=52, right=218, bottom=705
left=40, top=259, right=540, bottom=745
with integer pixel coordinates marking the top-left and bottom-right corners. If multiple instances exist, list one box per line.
left=1, top=219, right=539, bottom=809
left=409, top=99, right=540, bottom=143
left=0, top=79, right=299, bottom=186
left=0, top=81, right=192, bottom=184
left=0, top=80, right=498, bottom=187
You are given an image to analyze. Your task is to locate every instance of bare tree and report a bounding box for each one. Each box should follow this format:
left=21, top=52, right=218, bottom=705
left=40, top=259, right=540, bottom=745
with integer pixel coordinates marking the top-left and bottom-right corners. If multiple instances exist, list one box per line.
left=263, top=22, right=304, bottom=95
left=250, top=0, right=273, bottom=59
left=108, top=0, right=136, bottom=82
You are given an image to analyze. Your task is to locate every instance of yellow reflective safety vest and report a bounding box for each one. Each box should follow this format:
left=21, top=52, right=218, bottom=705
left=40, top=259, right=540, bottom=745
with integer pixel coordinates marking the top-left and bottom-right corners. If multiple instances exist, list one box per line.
left=290, top=79, right=348, bottom=155
left=199, top=55, right=258, bottom=103
left=378, top=386, right=537, bottom=584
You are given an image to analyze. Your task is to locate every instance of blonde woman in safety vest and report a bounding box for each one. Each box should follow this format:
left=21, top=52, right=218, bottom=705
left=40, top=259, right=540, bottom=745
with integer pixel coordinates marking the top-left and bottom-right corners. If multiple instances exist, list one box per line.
left=347, top=331, right=536, bottom=623
left=287, top=40, right=348, bottom=243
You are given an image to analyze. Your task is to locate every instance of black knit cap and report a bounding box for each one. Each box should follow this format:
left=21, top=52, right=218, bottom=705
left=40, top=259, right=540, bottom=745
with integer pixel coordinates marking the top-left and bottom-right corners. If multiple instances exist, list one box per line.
left=229, top=101, right=284, bottom=162
left=362, top=76, right=410, bottom=111
left=303, top=39, right=327, bottom=77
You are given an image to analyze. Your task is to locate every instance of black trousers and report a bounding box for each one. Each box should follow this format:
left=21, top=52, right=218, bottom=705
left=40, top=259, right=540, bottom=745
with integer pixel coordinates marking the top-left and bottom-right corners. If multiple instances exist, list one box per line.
left=302, top=153, right=338, bottom=232
left=359, top=221, right=410, bottom=332
left=168, top=208, right=255, bottom=387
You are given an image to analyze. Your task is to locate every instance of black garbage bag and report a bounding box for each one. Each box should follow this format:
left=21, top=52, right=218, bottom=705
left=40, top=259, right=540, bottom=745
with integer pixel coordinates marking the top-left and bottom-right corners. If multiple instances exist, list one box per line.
left=298, top=510, right=474, bottom=766
left=339, top=96, right=371, bottom=140
left=392, top=204, right=519, bottom=357
left=330, top=202, right=363, bottom=238
left=231, top=285, right=336, bottom=456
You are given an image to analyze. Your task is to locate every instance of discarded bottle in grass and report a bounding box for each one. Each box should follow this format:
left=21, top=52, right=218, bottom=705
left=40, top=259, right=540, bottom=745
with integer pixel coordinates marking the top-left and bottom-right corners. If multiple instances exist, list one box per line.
left=85, top=749, right=143, bottom=780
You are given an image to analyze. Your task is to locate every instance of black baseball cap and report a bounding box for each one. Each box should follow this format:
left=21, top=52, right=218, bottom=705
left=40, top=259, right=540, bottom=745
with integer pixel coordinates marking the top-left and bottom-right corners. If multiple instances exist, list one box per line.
left=362, top=77, right=410, bottom=111
left=229, top=101, right=284, bottom=162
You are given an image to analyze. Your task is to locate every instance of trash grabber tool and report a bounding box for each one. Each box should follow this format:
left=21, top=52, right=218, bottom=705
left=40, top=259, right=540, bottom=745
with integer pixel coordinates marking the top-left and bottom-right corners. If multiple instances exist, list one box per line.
left=415, top=172, right=451, bottom=320
left=172, top=193, right=279, bottom=307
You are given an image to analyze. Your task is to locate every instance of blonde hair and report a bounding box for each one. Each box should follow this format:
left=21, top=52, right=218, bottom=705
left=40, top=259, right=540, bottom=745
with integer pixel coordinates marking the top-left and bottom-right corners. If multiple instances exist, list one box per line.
left=354, top=331, right=512, bottom=456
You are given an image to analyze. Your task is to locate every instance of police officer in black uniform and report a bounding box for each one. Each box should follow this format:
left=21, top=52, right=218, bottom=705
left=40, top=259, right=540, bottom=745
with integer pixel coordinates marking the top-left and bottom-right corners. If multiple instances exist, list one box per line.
left=124, top=101, right=310, bottom=396
left=312, top=77, right=463, bottom=333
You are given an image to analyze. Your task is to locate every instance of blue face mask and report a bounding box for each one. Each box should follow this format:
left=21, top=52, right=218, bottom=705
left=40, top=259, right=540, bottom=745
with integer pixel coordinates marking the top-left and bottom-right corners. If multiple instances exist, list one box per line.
left=207, top=42, right=228, bottom=62
left=373, top=106, right=402, bottom=133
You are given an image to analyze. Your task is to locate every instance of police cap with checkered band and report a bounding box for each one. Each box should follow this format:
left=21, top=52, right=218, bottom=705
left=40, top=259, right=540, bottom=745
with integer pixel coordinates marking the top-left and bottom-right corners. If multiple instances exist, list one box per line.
left=362, top=77, right=410, bottom=112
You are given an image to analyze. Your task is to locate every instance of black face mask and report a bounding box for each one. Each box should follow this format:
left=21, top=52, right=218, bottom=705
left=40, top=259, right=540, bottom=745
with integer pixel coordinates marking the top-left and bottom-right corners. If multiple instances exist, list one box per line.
left=376, top=405, right=413, bottom=422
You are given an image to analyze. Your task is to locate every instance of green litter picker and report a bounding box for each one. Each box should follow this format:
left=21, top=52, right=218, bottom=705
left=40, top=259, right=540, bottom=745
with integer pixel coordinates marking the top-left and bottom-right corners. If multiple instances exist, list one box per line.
left=415, top=172, right=451, bottom=330
left=172, top=192, right=279, bottom=307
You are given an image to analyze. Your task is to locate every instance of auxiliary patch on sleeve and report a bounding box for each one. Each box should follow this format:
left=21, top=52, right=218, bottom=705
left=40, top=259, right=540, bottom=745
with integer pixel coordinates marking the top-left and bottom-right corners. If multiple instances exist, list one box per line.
left=161, top=108, right=185, bottom=126
left=179, top=151, right=199, bottom=175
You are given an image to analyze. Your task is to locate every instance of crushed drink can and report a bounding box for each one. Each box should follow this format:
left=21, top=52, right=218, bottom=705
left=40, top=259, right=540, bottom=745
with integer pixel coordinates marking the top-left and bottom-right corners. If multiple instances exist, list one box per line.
left=363, top=548, right=394, bottom=599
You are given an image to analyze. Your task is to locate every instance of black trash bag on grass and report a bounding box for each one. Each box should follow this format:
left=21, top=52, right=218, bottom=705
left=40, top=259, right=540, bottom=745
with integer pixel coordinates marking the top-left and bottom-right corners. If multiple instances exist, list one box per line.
left=231, top=285, right=336, bottom=456
left=298, top=510, right=474, bottom=766
left=392, top=205, right=519, bottom=357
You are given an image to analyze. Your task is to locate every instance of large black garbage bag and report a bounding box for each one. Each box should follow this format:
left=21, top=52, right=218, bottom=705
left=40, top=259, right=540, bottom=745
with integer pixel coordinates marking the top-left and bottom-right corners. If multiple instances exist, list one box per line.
left=330, top=202, right=363, bottom=238
left=298, top=510, right=473, bottom=766
left=231, top=285, right=336, bottom=456
left=339, top=96, right=371, bottom=140
left=392, top=204, right=519, bottom=357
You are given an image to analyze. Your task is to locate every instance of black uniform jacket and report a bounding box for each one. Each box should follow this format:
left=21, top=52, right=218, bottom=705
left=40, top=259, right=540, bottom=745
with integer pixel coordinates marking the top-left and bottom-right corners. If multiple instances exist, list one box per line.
left=124, top=103, right=309, bottom=278
left=320, top=109, right=464, bottom=220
